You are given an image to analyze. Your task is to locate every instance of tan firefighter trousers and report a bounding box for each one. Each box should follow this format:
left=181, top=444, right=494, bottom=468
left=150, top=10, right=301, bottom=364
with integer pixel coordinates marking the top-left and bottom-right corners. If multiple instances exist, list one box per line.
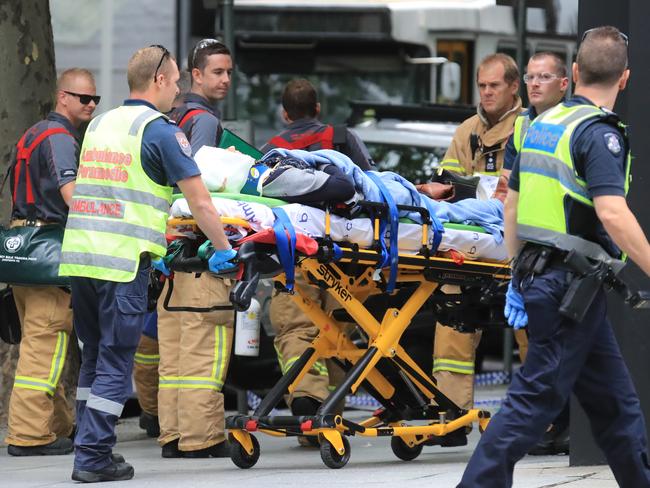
left=5, top=286, right=74, bottom=446
left=270, top=274, right=344, bottom=406
left=134, top=333, right=159, bottom=416
left=157, top=272, right=234, bottom=451
left=432, top=284, right=529, bottom=410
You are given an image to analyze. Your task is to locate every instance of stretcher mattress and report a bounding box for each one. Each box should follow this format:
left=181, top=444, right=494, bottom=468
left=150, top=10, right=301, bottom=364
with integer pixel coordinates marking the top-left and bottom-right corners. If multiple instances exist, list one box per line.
left=169, top=197, right=507, bottom=262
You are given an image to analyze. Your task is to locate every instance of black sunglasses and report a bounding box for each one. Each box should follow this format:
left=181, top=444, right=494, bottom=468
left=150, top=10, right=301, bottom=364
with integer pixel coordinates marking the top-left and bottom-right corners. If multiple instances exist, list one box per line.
left=581, top=28, right=629, bottom=45
left=151, top=44, right=171, bottom=82
left=190, top=38, right=226, bottom=69
left=63, top=91, right=101, bottom=105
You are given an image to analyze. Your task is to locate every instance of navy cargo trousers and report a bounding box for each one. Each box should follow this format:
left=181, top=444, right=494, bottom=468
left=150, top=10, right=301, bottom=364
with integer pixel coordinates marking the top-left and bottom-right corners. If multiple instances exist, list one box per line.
left=458, top=267, right=650, bottom=488
left=70, top=261, right=150, bottom=471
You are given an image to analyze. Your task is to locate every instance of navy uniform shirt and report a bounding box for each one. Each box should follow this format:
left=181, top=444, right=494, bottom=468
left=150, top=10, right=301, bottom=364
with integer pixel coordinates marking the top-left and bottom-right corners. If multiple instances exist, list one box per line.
left=123, top=100, right=201, bottom=186
left=10, top=112, right=80, bottom=224
left=261, top=118, right=374, bottom=170
left=510, top=95, right=627, bottom=254
left=168, top=93, right=223, bottom=153
left=503, top=106, right=537, bottom=171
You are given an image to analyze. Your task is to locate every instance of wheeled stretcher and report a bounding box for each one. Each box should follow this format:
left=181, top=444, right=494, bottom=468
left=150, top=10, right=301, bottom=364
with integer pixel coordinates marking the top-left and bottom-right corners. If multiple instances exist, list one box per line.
left=162, top=193, right=511, bottom=469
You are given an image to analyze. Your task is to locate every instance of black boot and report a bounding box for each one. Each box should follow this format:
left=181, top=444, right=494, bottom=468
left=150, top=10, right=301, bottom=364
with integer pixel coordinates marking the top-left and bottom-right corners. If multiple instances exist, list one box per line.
left=161, top=439, right=182, bottom=458
left=183, top=440, right=230, bottom=458
left=8, top=437, right=73, bottom=456
left=529, top=424, right=570, bottom=455
left=291, top=397, right=322, bottom=447
left=71, top=462, right=134, bottom=482
left=139, top=411, right=160, bottom=438
left=424, top=429, right=468, bottom=447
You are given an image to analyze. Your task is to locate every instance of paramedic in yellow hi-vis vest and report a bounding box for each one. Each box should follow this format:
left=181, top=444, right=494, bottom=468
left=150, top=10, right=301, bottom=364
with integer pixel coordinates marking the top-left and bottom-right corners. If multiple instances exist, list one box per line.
left=459, top=26, right=650, bottom=488
left=423, top=53, right=524, bottom=447
left=58, top=45, right=236, bottom=483
left=501, top=52, right=571, bottom=456
left=156, top=39, right=236, bottom=460
left=5, top=69, right=98, bottom=456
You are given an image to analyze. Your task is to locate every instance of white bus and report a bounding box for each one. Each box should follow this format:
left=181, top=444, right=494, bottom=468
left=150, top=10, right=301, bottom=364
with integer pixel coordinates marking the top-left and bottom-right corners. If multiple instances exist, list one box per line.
left=192, top=0, right=579, bottom=142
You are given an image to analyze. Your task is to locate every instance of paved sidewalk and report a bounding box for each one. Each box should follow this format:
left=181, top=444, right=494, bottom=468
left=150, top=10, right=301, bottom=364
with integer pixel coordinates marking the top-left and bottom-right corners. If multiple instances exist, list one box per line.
left=0, top=411, right=616, bottom=488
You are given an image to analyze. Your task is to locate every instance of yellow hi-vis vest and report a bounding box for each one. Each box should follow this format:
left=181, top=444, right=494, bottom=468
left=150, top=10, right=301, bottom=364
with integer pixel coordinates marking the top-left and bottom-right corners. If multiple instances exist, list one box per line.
left=517, top=103, right=631, bottom=261
left=512, top=111, right=533, bottom=154
left=59, top=105, right=173, bottom=282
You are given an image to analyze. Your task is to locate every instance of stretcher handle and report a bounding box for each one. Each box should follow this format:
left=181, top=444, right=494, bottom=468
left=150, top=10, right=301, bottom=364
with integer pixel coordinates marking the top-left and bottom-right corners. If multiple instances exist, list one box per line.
left=354, top=201, right=431, bottom=223
left=229, top=240, right=261, bottom=312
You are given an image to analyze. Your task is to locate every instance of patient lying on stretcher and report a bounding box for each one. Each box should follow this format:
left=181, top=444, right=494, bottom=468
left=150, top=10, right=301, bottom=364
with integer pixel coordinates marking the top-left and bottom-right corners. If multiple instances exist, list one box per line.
left=172, top=146, right=509, bottom=262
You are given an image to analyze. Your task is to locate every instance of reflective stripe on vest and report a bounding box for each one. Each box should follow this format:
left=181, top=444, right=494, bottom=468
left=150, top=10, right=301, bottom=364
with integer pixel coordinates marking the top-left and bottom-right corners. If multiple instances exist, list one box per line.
left=59, top=105, right=173, bottom=282
left=513, top=112, right=532, bottom=154
left=269, top=125, right=335, bottom=150
left=517, top=103, right=631, bottom=261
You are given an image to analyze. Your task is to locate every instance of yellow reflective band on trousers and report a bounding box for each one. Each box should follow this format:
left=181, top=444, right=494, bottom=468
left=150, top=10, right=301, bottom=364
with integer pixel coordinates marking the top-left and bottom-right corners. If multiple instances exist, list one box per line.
left=274, top=345, right=328, bottom=377
left=432, top=358, right=474, bottom=375
left=159, top=325, right=228, bottom=391
left=134, top=352, right=160, bottom=365
left=13, top=331, right=68, bottom=396
left=59, top=105, right=173, bottom=283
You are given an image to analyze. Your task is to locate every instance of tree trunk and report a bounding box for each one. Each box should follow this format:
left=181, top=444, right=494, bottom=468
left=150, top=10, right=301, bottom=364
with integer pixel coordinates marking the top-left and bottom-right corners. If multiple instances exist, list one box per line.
left=0, top=0, right=59, bottom=426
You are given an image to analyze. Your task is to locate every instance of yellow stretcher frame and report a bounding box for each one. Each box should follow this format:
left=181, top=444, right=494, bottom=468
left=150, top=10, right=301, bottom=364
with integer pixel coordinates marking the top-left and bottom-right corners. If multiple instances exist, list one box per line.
left=227, top=236, right=510, bottom=469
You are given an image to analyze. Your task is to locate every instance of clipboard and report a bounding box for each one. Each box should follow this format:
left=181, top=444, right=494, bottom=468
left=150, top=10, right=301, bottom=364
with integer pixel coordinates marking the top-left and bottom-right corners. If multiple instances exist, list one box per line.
left=218, top=128, right=263, bottom=160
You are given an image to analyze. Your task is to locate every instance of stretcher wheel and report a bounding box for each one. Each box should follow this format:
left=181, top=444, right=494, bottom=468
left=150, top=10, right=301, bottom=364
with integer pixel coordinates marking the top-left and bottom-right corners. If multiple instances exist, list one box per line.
left=229, top=434, right=260, bottom=469
left=319, top=434, right=350, bottom=469
left=390, top=436, right=423, bottom=461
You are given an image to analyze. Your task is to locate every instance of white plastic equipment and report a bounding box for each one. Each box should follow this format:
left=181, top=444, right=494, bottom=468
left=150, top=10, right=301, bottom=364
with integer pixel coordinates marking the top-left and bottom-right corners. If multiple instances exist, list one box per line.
left=234, top=298, right=261, bottom=357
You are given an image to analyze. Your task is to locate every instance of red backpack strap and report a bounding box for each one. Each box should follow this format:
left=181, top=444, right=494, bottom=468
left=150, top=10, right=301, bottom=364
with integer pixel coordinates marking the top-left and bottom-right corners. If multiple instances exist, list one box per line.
left=269, top=125, right=334, bottom=150
left=13, top=127, right=73, bottom=205
left=178, top=109, right=208, bottom=129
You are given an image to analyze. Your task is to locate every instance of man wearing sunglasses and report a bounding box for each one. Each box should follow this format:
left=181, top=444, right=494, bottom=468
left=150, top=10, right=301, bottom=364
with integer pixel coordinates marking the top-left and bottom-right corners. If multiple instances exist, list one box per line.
left=59, top=45, right=236, bottom=482
left=459, top=26, right=650, bottom=488
left=5, top=68, right=98, bottom=457
left=156, top=39, right=236, bottom=461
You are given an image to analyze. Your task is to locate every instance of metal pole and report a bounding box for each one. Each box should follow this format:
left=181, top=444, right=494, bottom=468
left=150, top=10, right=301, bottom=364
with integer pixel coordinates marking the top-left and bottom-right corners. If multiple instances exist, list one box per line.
left=220, top=0, right=236, bottom=119
left=501, top=0, right=528, bottom=376
left=515, top=0, right=528, bottom=98
left=177, top=0, right=191, bottom=70
left=100, top=0, right=114, bottom=112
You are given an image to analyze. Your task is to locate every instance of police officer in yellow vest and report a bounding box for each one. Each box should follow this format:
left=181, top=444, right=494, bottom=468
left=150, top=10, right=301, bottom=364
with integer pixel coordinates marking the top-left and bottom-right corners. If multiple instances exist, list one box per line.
left=459, top=26, right=650, bottom=488
left=502, top=52, right=572, bottom=456
left=426, top=54, right=524, bottom=447
left=59, top=45, right=236, bottom=483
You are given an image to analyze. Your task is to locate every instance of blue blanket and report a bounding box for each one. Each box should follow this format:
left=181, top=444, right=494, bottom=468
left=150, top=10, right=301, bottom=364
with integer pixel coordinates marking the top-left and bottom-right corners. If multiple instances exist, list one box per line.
left=261, top=148, right=504, bottom=242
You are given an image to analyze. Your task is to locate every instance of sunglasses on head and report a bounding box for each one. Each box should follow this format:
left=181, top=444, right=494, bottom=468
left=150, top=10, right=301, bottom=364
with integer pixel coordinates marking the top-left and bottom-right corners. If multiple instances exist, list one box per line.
left=191, top=38, right=225, bottom=69
left=63, top=91, right=101, bottom=105
left=150, top=44, right=171, bottom=82
left=581, top=28, right=629, bottom=45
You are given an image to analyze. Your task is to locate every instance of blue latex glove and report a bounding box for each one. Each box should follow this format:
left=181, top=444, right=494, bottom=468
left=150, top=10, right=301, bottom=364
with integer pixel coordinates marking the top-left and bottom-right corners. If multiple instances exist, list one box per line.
left=208, top=248, right=238, bottom=273
left=151, top=257, right=170, bottom=276
left=504, top=281, right=528, bottom=329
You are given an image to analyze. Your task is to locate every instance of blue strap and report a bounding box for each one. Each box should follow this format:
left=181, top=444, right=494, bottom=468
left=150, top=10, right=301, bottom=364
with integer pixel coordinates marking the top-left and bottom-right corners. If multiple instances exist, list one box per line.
left=272, top=208, right=296, bottom=291
left=365, top=172, right=399, bottom=293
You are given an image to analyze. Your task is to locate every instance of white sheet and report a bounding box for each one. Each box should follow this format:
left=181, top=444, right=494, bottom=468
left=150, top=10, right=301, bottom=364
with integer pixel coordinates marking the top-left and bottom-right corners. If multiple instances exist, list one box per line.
left=169, top=198, right=507, bottom=262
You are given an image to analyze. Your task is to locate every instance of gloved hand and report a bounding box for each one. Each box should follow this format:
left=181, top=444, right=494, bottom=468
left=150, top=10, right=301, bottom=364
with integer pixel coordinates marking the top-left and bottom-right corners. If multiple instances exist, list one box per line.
left=208, top=248, right=238, bottom=273
left=504, top=281, right=528, bottom=329
left=151, top=257, right=170, bottom=276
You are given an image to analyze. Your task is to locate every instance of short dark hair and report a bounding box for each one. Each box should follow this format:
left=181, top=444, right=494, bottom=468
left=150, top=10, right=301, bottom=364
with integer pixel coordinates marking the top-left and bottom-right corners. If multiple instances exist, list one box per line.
left=577, top=26, right=628, bottom=86
left=530, top=52, right=568, bottom=78
left=477, top=53, right=520, bottom=85
left=282, top=79, right=318, bottom=120
left=188, top=39, right=231, bottom=72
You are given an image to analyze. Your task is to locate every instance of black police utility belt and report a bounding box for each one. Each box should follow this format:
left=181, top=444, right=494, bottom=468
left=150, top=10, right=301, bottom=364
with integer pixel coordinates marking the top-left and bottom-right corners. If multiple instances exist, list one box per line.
left=514, top=243, right=649, bottom=323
